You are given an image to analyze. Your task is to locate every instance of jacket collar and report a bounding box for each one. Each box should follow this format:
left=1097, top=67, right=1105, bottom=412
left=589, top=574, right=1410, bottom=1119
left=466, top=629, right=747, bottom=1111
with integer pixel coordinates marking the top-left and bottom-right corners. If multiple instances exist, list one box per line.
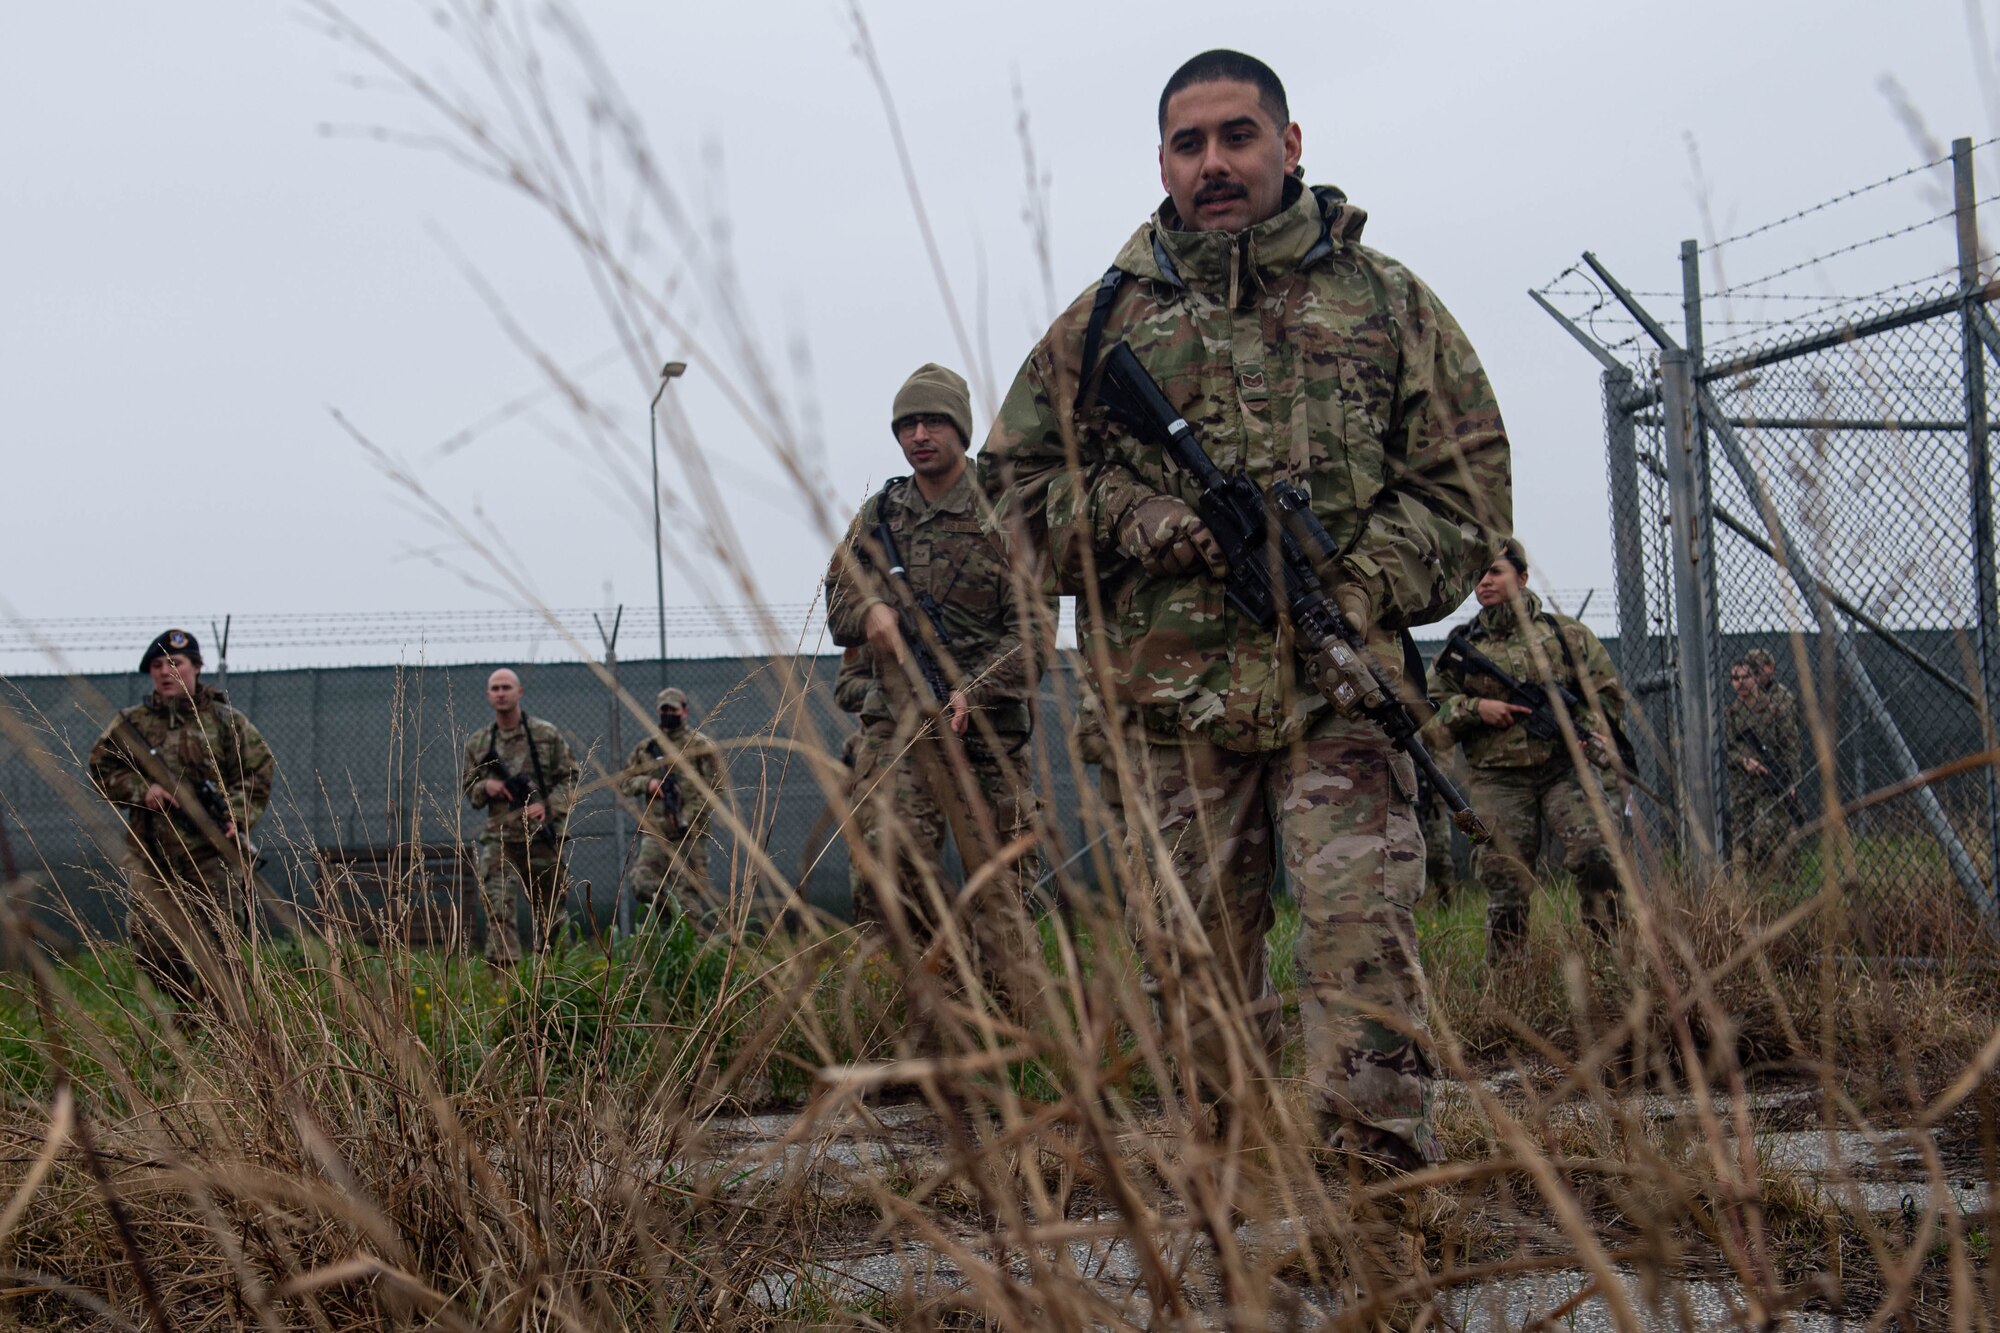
left=1476, top=589, right=1545, bottom=639
left=1111, top=179, right=1368, bottom=303
left=146, top=683, right=220, bottom=720
left=899, top=469, right=977, bottom=519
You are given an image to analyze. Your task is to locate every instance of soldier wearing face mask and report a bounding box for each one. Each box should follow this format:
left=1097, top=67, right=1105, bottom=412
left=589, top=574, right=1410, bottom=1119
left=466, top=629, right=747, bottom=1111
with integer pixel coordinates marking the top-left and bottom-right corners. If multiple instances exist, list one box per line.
left=618, top=687, right=728, bottom=929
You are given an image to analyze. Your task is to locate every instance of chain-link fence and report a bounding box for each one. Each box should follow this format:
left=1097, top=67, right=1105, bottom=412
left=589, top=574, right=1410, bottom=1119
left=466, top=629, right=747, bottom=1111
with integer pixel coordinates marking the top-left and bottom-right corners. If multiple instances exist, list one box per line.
left=1537, top=136, right=2000, bottom=951
left=0, top=654, right=1092, bottom=948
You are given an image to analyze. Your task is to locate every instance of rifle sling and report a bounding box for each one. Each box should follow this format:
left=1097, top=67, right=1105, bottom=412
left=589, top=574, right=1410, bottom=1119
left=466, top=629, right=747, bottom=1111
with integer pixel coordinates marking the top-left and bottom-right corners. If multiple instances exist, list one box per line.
left=1074, top=264, right=1129, bottom=415
left=484, top=715, right=552, bottom=812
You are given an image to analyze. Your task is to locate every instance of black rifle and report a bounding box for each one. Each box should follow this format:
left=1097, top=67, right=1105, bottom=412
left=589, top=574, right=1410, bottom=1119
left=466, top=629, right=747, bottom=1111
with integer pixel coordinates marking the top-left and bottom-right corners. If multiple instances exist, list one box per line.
left=865, top=480, right=956, bottom=705
left=115, top=721, right=259, bottom=860
left=643, top=739, right=686, bottom=833
left=1735, top=727, right=1805, bottom=826
left=478, top=722, right=557, bottom=845
left=1094, top=340, right=1488, bottom=843
left=1434, top=628, right=1641, bottom=779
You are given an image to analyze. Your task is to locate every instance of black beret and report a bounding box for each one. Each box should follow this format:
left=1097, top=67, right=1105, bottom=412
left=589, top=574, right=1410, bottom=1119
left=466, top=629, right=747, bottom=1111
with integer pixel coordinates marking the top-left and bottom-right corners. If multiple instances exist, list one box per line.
left=139, top=628, right=201, bottom=674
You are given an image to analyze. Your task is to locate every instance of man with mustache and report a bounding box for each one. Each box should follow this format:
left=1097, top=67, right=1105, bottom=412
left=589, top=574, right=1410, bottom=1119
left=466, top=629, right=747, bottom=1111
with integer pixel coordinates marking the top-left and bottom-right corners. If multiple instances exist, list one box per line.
left=981, top=47, right=1511, bottom=1206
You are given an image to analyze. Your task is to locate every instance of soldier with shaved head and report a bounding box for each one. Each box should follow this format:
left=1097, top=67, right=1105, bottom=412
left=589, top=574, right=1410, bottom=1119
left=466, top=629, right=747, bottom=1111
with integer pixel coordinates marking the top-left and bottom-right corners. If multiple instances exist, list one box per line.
left=461, top=667, right=579, bottom=964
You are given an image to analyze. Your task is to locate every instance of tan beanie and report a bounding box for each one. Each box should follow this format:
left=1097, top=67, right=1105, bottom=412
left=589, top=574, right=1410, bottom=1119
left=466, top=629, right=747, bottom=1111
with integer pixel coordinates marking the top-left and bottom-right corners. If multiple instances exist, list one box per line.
left=890, top=363, right=972, bottom=444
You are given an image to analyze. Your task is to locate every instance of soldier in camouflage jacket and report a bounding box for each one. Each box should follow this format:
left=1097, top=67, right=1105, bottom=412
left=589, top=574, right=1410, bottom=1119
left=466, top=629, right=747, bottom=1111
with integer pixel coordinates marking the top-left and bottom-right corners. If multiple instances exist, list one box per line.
left=617, top=686, right=728, bottom=929
left=824, top=362, right=1043, bottom=1006
left=459, top=667, right=579, bottom=965
left=1432, top=543, right=1627, bottom=956
left=87, top=628, right=274, bottom=1005
left=1725, top=656, right=1802, bottom=871
left=979, top=53, right=1511, bottom=1169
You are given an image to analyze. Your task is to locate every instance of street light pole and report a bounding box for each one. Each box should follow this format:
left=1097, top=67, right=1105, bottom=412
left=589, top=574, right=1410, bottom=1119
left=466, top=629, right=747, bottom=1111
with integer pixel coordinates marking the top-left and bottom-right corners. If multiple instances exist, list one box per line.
left=649, top=361, right=688, bottom=688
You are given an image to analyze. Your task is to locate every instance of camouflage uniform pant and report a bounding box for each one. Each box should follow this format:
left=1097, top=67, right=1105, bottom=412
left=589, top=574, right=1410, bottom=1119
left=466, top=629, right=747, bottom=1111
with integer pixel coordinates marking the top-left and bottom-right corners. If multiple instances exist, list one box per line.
left=1468, top=757, right=1621, bottom=954
left=1128, top=722, right=1439, bottom=1166
left=124, top=853, right=244, bottom=1007
left=627, top=827, right=719, bottom=929
left=1095, top=759, right=1128, bottom=837
left=849, top=718, right=1042, bottom=1009
left=1728, top=783, right=1794, bottom=876
left=1421, top=794, right=1458, bottom=904
left=475, top=827, right=570, bottom=964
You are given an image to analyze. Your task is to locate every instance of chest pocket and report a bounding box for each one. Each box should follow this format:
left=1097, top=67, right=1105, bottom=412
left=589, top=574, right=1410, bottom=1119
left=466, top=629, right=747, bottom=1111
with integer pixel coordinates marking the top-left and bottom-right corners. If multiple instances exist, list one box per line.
left=1277, top=297, right=1398, bottom=543
left=929, top=517, right=1000, bottom=625
left=175, top=721, right=213, bottom=777
left=1336, top=354, right=1397, bottom=510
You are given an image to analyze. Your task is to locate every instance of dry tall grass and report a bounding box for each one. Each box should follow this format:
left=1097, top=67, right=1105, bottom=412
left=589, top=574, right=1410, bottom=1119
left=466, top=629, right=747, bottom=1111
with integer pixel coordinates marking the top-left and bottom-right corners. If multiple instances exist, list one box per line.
left=1, top=5, right=1996, bottom=1328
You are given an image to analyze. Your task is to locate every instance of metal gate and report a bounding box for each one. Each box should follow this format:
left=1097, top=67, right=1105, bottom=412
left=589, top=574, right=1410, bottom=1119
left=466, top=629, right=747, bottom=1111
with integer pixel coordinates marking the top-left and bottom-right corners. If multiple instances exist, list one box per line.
left=1535, top=137, right=2000, bottom=947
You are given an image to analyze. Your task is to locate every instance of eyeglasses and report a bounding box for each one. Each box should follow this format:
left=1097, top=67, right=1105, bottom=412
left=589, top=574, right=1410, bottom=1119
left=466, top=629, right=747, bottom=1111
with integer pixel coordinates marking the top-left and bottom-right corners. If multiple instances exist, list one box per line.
left=895, top=413, right=957, bottom=438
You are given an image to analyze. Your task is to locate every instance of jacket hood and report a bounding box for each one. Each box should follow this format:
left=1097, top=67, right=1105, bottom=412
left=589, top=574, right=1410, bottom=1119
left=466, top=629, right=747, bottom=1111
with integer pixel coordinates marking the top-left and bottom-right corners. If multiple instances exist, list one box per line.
left=1111, top=177, right=1368, bottom=299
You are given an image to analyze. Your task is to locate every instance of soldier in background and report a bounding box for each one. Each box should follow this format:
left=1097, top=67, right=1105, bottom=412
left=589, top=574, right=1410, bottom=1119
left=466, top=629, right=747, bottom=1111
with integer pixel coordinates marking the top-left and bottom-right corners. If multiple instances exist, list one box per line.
left=1432, top=541, right=1627, bottom=959
left=1726, top=657, right=1803, bottom=873
left=979, top=48, right=1511, bottom=1183
left=824, top=362, right=1043, bottom=990
left=87, top=628, right=274, bottom=1008
left=460, top=668, right=578, bottom=965
left=619, top=686, right=728, bottom=929
left=1746, top=648, right=1797, bottom=722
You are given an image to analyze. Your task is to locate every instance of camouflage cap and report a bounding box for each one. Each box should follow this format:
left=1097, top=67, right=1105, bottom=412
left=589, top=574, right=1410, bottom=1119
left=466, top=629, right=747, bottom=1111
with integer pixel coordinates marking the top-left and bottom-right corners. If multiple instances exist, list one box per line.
left=657, top=687, right=688, bottom=710
left=139, top=628, right=201, bottom=674
left=890, top=363, right=971, bottom=444
left=1744, top=648, right=1776, bottom=671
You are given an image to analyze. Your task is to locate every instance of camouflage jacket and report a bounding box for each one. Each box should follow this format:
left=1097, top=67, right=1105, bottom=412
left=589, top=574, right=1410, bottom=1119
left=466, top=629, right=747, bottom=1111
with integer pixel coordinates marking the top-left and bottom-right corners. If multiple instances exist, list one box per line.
left=87, top=685, right=275, bottom=870
left=978, top=179, right=1511, bottom=752
left=832, top=645, right=871, bottom=717
left=1726, top=684, right=1800, bottom=790
left=459, top=714, right=579, bottom=835
left=823, top=470, right=1039, bottom=737
left=1431, top=592, right=1625, bottom=770
left=617, top=728, right=725, bottom=841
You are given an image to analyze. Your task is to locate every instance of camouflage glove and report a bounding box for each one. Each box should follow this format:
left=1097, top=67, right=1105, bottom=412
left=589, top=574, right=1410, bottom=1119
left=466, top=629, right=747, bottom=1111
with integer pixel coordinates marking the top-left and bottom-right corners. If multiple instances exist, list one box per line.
left=1331, top=582, right=1374, bottom=636
left=1114, top=494, right=1228, bottom=578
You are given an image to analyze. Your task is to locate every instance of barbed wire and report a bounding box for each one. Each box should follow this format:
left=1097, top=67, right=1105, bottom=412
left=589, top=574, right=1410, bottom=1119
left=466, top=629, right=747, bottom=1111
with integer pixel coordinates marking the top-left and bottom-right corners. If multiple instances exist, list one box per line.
left=1699, top=136, right=1997, bottom=254
left=1709, top=191, right=2000, bottom=297
left=1544, top=287, right=1944, bottom=304
left=0, top=604, right=825, bottom=655
left=1703, top=265, right=1976, bottom=352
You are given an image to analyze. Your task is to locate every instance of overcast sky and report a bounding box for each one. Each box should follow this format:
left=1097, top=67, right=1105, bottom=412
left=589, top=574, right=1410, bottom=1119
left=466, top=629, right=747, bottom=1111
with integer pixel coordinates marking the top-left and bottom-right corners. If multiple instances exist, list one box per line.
left=3, top=1, right=1994, bottom=673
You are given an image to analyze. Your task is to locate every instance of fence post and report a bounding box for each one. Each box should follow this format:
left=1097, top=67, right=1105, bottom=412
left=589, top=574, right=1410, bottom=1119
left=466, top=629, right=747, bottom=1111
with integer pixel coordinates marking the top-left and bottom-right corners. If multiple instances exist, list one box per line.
left=1954, top=136, right=2000, bottom=894
left=1603, top=367, right=1666, bottom=820
left=1660, top=347, right=1723, bottom=865
left=1681, top=239, right=1731, bottom=858
left=597, top=606, right=632, bottom=937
